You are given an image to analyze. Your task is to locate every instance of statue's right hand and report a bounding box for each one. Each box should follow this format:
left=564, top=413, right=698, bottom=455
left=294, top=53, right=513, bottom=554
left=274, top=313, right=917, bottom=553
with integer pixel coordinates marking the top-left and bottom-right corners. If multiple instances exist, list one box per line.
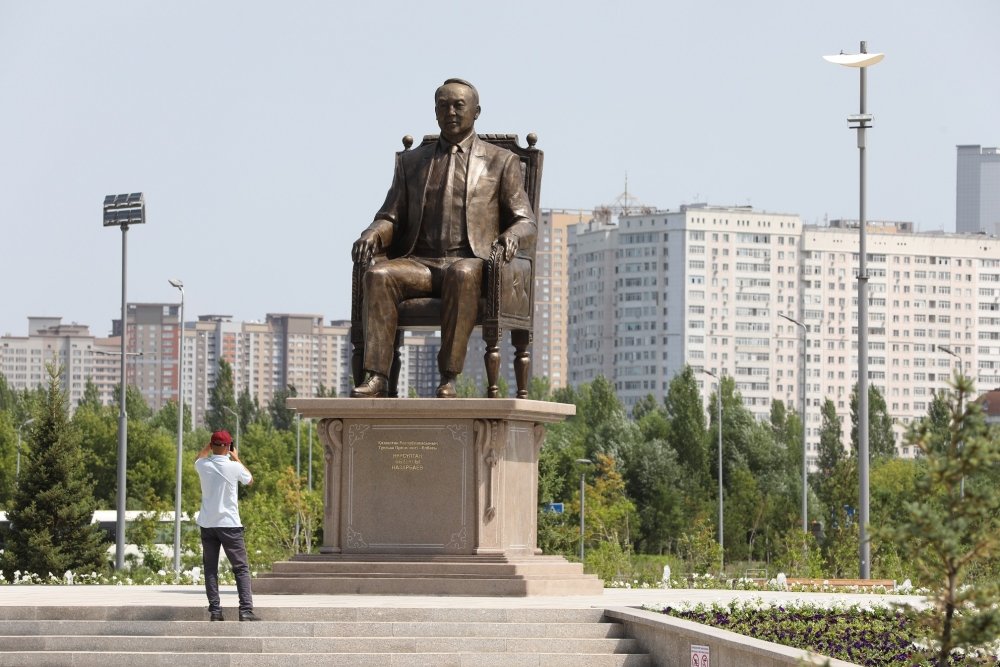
left=352, top=231, right=380, bottom=264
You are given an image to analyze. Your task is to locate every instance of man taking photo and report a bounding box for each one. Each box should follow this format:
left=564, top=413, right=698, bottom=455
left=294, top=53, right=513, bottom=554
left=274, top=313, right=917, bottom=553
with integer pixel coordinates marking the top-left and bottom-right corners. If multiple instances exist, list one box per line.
left=195, top=430, right=259, bottom=621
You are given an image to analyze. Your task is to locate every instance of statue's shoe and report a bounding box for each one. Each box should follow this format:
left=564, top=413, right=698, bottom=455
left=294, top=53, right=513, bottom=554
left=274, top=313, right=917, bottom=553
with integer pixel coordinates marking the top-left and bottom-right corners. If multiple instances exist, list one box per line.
left=351, top=374, right=388, bottom=398
left=436, top=376, right=457, bottom=398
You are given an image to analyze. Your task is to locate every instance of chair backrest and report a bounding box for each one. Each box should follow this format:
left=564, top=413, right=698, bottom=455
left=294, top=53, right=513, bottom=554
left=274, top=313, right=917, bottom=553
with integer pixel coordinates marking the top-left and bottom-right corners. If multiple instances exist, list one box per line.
left=403, top=133, right=543, bottom=220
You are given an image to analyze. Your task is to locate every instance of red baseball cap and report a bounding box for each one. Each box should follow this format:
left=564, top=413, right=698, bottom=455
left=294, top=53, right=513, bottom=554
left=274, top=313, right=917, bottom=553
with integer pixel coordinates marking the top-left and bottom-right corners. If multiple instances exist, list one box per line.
left=210, top=430, right=233, bottom=446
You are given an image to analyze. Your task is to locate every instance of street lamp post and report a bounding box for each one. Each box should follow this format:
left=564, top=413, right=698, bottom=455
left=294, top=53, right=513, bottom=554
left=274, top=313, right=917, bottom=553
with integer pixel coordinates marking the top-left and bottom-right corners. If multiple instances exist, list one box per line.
left=937, top=344, right=966, bottom=498
left=703, top=369, right=724, bottom=572
left=294, top=414, right=302, bottom=553
left=824, top=42, right=884, bottom=580
left=575, top=458, right=593, bottom=562
left=780, top=313, right=810, bottom=534
left=223, top=405, right=241, bottom=451
left=307, top=418, right=313, bottom=492
left=168, top=278, right=185, bottom=574
left=15, top=418, right=35, bottom=480
left=104, top=192, right=146, bottom=571
left=937, top=344, right=964, bottom=378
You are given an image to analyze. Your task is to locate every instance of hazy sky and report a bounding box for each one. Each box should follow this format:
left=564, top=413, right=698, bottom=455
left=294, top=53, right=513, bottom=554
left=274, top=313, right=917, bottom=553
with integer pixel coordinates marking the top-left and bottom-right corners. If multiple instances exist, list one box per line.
left=1, top=1, right=997, bottom=338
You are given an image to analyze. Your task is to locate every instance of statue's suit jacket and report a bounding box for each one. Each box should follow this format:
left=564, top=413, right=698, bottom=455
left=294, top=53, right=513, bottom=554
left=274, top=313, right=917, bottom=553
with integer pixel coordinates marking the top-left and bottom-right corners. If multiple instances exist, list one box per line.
left=364, top=135, right=536, bottom=259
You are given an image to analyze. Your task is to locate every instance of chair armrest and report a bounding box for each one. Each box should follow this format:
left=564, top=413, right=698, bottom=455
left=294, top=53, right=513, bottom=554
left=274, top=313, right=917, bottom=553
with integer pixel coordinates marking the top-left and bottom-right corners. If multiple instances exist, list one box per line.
left=486, top=246, right=533, bottom=321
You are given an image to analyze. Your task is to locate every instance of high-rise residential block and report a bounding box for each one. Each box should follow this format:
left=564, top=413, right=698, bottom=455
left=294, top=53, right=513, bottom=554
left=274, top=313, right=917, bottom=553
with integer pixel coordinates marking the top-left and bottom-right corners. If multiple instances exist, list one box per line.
left=956, top=145, right=1000, bottom=235
left=0, top=317, right=119, bottom=409
left=567, top=203, right=1000, bottom=466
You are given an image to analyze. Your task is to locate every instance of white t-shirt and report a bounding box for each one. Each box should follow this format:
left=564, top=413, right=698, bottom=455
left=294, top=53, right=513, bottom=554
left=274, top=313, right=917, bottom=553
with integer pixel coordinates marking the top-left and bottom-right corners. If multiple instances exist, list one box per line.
left=195, top=454, right=252, bottom=528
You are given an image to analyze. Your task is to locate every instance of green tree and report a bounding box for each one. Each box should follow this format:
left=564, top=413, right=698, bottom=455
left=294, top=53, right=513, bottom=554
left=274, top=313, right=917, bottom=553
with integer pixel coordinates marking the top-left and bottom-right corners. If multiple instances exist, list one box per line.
left=621, top=434, right=684, bottom=554
left=677, top=515, right=723, bottom=575
left=850, top=384, right=896, bottom=459
left=817, top=398, right=844, bottom=477
left=237, top=388, right=259, bottom=430
left=267, top=385, right=297, bottom=431
left=456, top=375, right=479, bottom=398
left=72, top=394, right=117, bottom=507
left=664, top=366, right=708, bottom=498
left=630, top=394, right=659, bottom=422
left=150, top=398, right=192, bottom=435
left=875, top=375, right=1000, bottom=664
left=123, top=419, right=176, bottom=507
left=77, top=380, right=102, bottom=411
left=2, top=366, right=108, bottom=575
left=572, top=454, right=636, bottom=550
left=527, top=376, right=551, bottom=401
left=207, top=359, right=237, bottom=432
left=0, top=410, right=16, bottom=506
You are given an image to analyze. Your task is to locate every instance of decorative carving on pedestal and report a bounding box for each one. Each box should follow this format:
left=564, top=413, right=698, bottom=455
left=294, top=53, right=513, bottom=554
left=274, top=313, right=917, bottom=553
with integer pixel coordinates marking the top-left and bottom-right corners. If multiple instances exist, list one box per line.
left=475, top=419, right=505, bottom=523
left=319, top=418, right=343, bottom=554
left=346, top=525, right=368, bottom=549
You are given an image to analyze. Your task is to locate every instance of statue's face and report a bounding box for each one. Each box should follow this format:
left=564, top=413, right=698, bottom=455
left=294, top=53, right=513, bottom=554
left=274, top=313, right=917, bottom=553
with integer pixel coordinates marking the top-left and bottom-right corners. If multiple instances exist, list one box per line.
left=435, top=83, right=479, bottom=143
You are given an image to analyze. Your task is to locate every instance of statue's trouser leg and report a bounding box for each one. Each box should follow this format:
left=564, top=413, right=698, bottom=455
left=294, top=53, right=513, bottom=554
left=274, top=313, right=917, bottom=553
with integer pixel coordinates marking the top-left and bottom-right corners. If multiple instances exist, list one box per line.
left=362, top=259, right=432, bottom=376
left=439, top=258, right=484, bottom=376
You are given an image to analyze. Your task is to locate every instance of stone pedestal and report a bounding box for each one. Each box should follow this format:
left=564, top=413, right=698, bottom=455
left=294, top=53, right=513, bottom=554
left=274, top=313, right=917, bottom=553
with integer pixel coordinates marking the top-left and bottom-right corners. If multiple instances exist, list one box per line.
left=254, top=398, right=603, bottom=596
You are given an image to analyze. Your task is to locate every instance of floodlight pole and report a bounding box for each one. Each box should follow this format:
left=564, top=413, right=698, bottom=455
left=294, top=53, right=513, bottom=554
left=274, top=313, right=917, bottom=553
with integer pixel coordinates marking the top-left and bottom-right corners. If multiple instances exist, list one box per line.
left=169, top=279, right=185, bottom=573
left=104, top=192, right=145, bottom=571
left=824, top=42, right=884, bottom=579
left=780, top=313, right=809, bottom=535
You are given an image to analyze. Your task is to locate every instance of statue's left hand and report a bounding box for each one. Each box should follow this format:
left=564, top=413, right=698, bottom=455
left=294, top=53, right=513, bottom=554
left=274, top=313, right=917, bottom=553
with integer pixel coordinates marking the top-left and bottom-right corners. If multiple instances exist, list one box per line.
left=493, top=235, right=518, bottom=263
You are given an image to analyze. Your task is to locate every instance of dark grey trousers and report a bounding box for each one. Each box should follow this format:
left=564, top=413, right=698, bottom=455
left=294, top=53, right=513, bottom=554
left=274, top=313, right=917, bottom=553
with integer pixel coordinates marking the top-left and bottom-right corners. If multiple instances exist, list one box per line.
left=200, top=526, right=253, bottom=613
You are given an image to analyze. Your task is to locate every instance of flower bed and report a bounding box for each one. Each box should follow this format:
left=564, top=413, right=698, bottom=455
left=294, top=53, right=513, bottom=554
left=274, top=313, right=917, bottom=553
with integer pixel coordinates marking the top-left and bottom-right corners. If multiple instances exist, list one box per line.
left=654, top=600, right=999, bottom=666
left=0, top=568, right=235, bottom=586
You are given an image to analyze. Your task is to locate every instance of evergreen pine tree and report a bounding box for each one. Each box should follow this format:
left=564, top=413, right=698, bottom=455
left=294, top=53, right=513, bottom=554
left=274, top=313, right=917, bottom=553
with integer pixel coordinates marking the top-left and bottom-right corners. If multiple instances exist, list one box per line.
left=2, top=366, right=108, bottom=576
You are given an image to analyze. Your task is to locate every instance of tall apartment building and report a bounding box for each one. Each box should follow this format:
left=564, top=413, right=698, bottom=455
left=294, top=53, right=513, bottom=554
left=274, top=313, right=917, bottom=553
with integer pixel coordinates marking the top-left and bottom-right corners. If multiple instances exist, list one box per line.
left=533, top=209, right=585, bottom=389
left=113, top=303, right=183, bottom=413
left=567, top=214, right=619, bottom=385
left=799, top=219, right=1000, bottom=459
left=567, top=203, right=1000, bottom=466
left=0, top=317, right=119, bottom=408
left=180, top=314, right=352, bottom=425
left=956, top=145, right=1000, bottom=235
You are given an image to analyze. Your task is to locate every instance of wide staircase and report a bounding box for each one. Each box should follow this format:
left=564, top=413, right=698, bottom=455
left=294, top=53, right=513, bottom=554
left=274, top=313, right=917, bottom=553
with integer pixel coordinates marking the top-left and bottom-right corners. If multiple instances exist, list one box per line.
left=0, top=605, right=651, bottom=666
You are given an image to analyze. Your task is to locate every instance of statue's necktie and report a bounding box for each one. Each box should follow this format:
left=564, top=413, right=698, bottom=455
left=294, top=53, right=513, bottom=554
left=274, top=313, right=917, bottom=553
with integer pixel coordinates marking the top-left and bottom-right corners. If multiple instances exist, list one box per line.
left=440, top=143, right=459, bottom=245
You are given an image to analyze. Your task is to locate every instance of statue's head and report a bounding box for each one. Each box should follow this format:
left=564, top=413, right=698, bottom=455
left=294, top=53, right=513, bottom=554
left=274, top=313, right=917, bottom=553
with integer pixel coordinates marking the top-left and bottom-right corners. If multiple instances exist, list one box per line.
left=435, top=78, right=480, bottom=144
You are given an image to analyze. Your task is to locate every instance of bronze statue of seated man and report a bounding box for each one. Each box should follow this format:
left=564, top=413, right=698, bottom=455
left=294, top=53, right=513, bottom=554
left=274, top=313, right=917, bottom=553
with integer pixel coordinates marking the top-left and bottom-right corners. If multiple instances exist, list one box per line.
left=351, top=78, right=536, bottom=398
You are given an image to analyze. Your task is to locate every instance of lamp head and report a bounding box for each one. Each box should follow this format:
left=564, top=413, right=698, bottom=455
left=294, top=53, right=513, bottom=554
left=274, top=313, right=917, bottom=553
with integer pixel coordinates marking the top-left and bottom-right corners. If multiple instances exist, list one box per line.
left=168, top=278, right=183, bottom=289
left=822, top=53, right=885, bottom=68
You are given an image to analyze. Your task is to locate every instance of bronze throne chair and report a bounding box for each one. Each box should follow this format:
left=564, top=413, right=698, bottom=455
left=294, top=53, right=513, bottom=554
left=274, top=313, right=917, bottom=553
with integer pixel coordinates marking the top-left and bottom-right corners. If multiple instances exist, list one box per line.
left=350, top=132, right=543, bottom=398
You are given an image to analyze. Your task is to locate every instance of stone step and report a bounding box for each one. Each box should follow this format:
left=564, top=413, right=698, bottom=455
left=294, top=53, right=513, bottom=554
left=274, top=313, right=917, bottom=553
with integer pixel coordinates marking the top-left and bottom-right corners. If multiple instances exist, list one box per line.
left=0, top=606, right=651, bottom=666
left=253, top=575, right=602, bottom=596
left=0, top=619, right=624, bottom=639
left=0, top=635, right=642, bottom=654
left=0, top=606, right=608, bottom=623
left=257, top=555, right=605, bottom=596
left=2, top=651, right=651, bottom=666
left=267, top=559, right=586, bottom=576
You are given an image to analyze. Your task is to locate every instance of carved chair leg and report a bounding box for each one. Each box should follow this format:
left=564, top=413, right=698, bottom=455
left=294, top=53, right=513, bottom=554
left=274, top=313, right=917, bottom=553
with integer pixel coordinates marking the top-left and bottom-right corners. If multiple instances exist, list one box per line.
left=484, top=326, right=501, bottom=398
left=388, top=330, right=403, bottom=398
left=512, top=329, right=531, bottom=399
